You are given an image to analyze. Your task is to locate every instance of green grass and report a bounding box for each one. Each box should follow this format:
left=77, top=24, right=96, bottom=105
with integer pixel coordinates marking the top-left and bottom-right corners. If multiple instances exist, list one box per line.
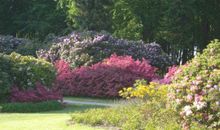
left=0, top=104, right=107, bottom=130
left=64, top=96, right=121, bottom=104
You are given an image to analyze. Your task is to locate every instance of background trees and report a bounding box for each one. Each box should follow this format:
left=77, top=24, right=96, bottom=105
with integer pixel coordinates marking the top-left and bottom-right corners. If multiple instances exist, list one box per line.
left=0, top=0, right=220, bottom=64
left=0, top=0, right=66, bottom=39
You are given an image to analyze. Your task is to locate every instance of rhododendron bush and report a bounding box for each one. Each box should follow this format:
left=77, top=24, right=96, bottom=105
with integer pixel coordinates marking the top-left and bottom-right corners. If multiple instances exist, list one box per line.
left=54, top=54, right=159, bottom=97
left=11, top=82, right=62, bottom=103
left=169, top=39, right=220, bottom=129
left=37, top=31, right=172, bottom=70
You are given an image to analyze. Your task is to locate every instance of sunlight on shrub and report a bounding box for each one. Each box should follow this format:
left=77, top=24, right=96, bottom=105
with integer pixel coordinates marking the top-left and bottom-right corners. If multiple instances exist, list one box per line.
left=54, top=54, right=159, bottom=97
left=119, top=80, right=168, bottom=101
left=169, top=39, right=220, bottom=129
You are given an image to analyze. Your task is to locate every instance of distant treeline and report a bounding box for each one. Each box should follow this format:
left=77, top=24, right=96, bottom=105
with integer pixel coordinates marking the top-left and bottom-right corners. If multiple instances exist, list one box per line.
left=0, top=0, right=220, bottom=64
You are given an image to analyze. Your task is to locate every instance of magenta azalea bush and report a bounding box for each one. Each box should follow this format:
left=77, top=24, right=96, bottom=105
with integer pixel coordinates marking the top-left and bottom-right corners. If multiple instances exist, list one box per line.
left=169, top=40, right=220, bottom=129
left=10, top=82, right=62, bottom=103
left=54, top=54, right=159, bottom=97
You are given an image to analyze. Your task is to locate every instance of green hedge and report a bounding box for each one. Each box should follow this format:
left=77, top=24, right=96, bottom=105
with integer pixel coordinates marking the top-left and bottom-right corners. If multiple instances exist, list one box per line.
left=0, top=101, right=63, bottom=113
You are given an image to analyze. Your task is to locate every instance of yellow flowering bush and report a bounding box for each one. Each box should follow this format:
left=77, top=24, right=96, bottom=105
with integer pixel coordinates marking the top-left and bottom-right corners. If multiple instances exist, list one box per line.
left=119, top=79, right=168, bottom=101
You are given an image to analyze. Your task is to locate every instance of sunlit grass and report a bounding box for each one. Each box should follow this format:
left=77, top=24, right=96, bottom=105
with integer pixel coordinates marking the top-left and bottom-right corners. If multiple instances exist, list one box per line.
left=0, top=104, right=106, bottom=130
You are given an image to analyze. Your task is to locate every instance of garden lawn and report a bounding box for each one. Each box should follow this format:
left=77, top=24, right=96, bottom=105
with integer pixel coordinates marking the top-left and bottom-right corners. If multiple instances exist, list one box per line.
left=64, top=97, right=122, bottom=104
left=0, top=104, right=106, bottom=130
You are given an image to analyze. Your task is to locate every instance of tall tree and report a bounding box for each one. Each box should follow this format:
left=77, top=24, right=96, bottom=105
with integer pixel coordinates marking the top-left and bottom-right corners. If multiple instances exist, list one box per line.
left=58, top=0, right=113, bottom=31
left=159, top=0, right=220, bottom=64
left=112, top=0, right=163, bottom=42
left=0, top=0, right=67, bottom=39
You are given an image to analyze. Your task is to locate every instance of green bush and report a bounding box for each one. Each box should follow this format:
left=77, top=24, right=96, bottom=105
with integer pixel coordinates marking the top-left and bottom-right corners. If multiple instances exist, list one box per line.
left=71, top=100, right=181, bottom=130
left=0, top=101, right=62, bottom=113
left=71, top=100, right=207, bottom=130
left=15, top=41, right=47, bottom=56
left=0, top=52, right=56, bottom=101
left=0, top=54, right=12, bottom=101
left=9, top=52, right=56, bottom=89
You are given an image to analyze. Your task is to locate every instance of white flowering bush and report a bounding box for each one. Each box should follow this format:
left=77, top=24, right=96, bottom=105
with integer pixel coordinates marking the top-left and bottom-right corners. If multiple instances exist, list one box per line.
left=169, top=39, right=220, bottom=129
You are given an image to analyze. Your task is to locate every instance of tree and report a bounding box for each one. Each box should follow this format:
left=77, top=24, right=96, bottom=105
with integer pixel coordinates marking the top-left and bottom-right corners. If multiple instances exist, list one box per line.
left=159, top=0, right=220, bottom=64
left=58, top=0, right=113, bottom=32
left=112, top=0, right=163, bottom=42
left=0, top=0, right=67, bottom=39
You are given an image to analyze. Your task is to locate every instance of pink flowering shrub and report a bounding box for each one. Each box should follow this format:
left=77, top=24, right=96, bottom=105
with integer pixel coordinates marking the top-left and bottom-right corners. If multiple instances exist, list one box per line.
left=54, top=54, right=159, bottom=97
left=169, top=40, right=220, bottom=129
left=160, top=65, right=181, bottom=84
left=10, top=82, right=62, bottom=103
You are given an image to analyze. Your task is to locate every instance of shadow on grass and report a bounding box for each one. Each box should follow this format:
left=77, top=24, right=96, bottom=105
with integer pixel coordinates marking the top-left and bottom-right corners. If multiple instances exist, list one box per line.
left=46, top=104, right=108, bottom=114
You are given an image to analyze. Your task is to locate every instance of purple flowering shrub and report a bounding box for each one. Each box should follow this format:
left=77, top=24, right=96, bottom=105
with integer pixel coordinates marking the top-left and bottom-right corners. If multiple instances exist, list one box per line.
left=37, top=31, right=172, bottom=70
left=169, top=39, right=220, bottom=129
left=10, top=82, right=62, bottom=103
left=54, top=54, right=159, bottom=98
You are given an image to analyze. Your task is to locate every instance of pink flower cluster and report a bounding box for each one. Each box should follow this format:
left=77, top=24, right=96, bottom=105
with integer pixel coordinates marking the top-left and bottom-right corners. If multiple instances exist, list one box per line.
left=10, top=82, right=62, bottom=102
left=54, top=54, right=159, bottom=97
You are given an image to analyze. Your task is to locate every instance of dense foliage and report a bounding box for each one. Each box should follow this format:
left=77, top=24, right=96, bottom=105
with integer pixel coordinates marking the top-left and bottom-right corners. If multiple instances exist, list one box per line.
left=37, top=31, right=172, bottom=70
left=0, top=35, right=31, bottom=54
left=1, top=0, right=220, bottom=63
left=0, top=53, right=56, bottom=101
left=119, top=80, right=167, bottom=101
left=0, top=54, right=11, bottom=102
left=58, top=0, right=113, bottom=32
left=0, top=0, right=67, bottom=39
left=56, top=0, right=220, bottom=64
left=0, top=101, right=62, bottom=113
left=9, top=53, right=56, bottom=89
left=10, top=82, right=62, bottom=103
left=54, top=55, right=159, bottom=97
left=71, top=100, right=191, bottom=130
left=169, top=39, right=220, bottom=129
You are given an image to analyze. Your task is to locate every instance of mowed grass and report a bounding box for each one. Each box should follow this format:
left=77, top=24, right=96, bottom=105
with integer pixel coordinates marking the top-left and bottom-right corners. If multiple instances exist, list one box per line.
left=0, top=103, right=108, bottom=130
left=64, top=97, right=120, bottom=104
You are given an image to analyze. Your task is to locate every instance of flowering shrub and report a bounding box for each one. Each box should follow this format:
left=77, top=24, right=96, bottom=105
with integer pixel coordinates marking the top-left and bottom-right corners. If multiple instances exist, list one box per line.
left=169, top=39, right=220, bottom=129
left=54, top=54, right=159, bottom=97
left=37, top=31, right=172, bottom=70
left=119, top=80, right=168, bottom=101
left=10, top=82, right=62, bottom=103
left=0, top=53, right=56, bottom=102
left=160, top=66, right=181, bottom=84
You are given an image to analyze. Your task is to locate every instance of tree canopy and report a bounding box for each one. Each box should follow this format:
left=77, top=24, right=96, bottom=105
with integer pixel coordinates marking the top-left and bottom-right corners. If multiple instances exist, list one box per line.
left=0, top=0, right=220, bottom=64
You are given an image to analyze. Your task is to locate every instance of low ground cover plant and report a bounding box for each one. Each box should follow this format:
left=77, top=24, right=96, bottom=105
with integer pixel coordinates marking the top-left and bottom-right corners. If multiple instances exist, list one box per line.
left=71, top=99, right=207, bottom=130
left=0, top=101, right=62, bottom=113
left=37, top=31, right=172, bottom=71
left=54, top=54, right=159, bottom=97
